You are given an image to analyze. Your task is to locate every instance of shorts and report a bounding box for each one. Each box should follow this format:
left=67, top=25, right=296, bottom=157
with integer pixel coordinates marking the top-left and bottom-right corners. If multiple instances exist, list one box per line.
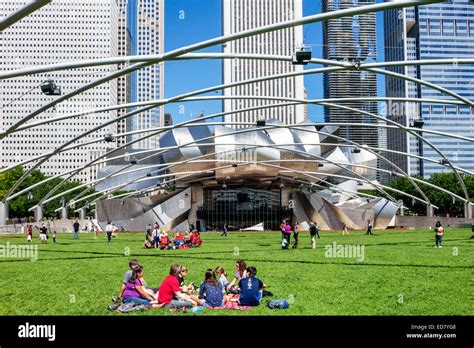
left=40, top=234, right=47, bottom=241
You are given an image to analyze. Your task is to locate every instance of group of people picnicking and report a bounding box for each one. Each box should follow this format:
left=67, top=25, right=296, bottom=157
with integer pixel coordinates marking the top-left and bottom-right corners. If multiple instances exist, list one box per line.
left=110, top=259, right=267, bottom=311
left=144, top=223, right=202, bottom=250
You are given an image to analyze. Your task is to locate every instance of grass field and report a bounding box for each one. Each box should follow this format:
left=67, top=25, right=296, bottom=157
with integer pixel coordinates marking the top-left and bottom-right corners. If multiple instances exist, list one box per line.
left=0, top=228, right=472, bottom=316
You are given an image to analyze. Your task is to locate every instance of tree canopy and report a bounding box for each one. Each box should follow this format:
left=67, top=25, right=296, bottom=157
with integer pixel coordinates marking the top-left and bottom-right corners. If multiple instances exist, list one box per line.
left=361, top=173, right=474, bottom=216
left=0, top=167, right=95, bottom=220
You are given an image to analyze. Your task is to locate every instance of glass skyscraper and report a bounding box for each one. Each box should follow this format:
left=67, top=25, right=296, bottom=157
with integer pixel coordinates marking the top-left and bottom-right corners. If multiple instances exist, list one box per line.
left=384, top=0, right=474, bottom=178
left=123, top=0, right=164, bottom=149
left=322, top=0, right=380, bottom=149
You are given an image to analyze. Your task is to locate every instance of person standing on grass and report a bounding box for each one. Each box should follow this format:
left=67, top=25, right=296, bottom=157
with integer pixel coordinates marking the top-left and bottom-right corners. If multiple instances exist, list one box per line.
left=105, top=221, right=113, bottom=242
left=434, top=220, right=444, bottom=248
left=73, top=218, right=80, bottom=240
left=309, top=221, right=318, bottom=249
left=146, top=223, right=152, bottom=235
left=342, top=222, right=350, bottom=236
left=280, top=220, right=286, bottom=243
left=39, top=223, right=48, bottom=244
left=366, top=220, right=373, bottom=235
left=282, top=220, right=292, bottom=249
left=27, top=225, right=33, bottom=243
left=292, top=222, right=300, bottom=249
left=87, top=218, right=94, bottom=236
left=221, top=223, right=228, bottom=237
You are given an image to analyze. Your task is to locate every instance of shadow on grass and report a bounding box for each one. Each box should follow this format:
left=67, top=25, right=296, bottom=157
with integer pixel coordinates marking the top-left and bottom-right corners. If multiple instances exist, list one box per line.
left=1, top=239, right=472, bottom=270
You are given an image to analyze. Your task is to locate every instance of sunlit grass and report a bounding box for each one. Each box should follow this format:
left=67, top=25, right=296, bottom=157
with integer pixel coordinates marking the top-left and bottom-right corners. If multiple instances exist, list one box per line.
left=0, top=228, right=472, bottom=315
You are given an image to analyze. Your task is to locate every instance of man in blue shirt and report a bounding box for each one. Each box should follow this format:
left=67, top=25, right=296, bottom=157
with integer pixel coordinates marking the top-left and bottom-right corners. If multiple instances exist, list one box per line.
left=238, top=266, right=266, bottom=306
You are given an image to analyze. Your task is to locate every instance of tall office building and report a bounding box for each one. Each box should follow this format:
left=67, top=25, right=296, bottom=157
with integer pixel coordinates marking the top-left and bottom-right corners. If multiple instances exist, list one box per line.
left=0, top=0, right=118, bottom=183
left=384, top=0, right=474, bottom=178
left=222, top=0, right=305, bottom=127
left=117, top=0, right=132, bottom=147
left=322, top=0, right=379, bottom=149
left=125, top=0, right=164, bottom=149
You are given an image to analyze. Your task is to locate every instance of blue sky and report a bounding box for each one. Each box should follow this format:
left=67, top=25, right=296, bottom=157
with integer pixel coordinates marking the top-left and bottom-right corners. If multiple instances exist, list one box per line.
left=164, top=0, right=386, bottom=123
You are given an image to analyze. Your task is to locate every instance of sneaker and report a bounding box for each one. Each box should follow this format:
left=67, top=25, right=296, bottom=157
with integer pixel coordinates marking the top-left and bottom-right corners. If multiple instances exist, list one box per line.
left=107, top=304, right=121, bottom=311
left=439, top=245, right=442, bottom=248
left=434, top=245, right=438, bottom=248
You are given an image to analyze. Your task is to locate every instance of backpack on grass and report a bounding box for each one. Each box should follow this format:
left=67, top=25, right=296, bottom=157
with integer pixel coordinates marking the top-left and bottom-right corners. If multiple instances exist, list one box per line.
left=267, top=299, right=289, bottom=309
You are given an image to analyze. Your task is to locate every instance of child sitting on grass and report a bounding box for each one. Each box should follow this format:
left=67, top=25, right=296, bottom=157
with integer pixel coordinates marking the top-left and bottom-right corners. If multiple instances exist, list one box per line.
left=238, top=266, right=267, bottom=307
left=176, top=266, right=202, bottom=306
left=215, top=266, right=229, bottom=294
left=198, top=270, right=224, bottom=307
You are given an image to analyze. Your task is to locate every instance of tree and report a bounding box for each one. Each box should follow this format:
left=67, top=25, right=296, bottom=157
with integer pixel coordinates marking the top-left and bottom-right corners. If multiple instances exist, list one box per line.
left=0, top=167, right=94, bottom=219
left=371, top=173, right=474, bottom=216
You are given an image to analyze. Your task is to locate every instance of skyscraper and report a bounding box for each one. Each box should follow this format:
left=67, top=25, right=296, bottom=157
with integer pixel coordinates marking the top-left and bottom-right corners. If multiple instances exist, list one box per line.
left=322, top=0, right=379, bottom=149
left=222, top=0, right=305, bottom=127
left=125, top=0, right=164, bottom=149
left=117, top=0, right=133, bottom=147
left=0, top=0, right=118, bottom=183
left=384, top=0, right=474, bottom=178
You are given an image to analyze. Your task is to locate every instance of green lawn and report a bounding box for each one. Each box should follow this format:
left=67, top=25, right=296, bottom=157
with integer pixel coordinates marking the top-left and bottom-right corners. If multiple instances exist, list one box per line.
left=0, top=228, right=472, bottom=316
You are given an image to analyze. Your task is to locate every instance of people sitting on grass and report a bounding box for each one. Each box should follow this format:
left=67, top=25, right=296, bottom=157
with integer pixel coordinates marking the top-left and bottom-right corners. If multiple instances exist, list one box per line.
left=199, top=270, right=224, bottom=308
left=122, top=265, right=161, bottom=308
left=112, top=223, right=119, bottom=238
left=188, top=230, right=202, bottom=247
left=157, top=264, right=197, bottom=309
left=238, top=266, right=267, bottom=307
left=160, top=232, right=171, bottom=250
left=226, top=260, right=247, bottom=293
left=173, top=232, right=185, bottom=247
left=144, top=231, right=153, bottom=249
left=176, top=266, right=202, bottom=306
left=215, top=266, right=229, bottom=294
left=110, top=260, right=271, bottom=312
left=114, top=259, right=158, bottom=303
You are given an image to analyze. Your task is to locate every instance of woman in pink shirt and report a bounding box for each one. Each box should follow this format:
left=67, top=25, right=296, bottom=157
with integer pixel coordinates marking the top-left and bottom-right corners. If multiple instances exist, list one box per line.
left=281, top=220, right=292, bottom=249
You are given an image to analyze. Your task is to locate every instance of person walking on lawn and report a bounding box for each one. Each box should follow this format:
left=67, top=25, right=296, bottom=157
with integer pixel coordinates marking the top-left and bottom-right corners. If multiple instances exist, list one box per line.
left=73, top=218, right=80, bottom=240
left=221, top=223, right=228, bottom=237
left=366, top=220, right=374, bottom=235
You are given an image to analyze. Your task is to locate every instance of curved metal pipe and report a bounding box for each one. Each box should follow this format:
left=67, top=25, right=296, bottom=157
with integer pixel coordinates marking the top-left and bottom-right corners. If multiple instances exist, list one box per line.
left=1, top=0, right=442, bottom=133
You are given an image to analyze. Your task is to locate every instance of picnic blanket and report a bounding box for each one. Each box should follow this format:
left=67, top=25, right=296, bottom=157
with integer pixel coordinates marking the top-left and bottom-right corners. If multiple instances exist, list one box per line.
left=206, top=302, right=252, bottom=310
left=205, top=293, right=252, bottom=310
